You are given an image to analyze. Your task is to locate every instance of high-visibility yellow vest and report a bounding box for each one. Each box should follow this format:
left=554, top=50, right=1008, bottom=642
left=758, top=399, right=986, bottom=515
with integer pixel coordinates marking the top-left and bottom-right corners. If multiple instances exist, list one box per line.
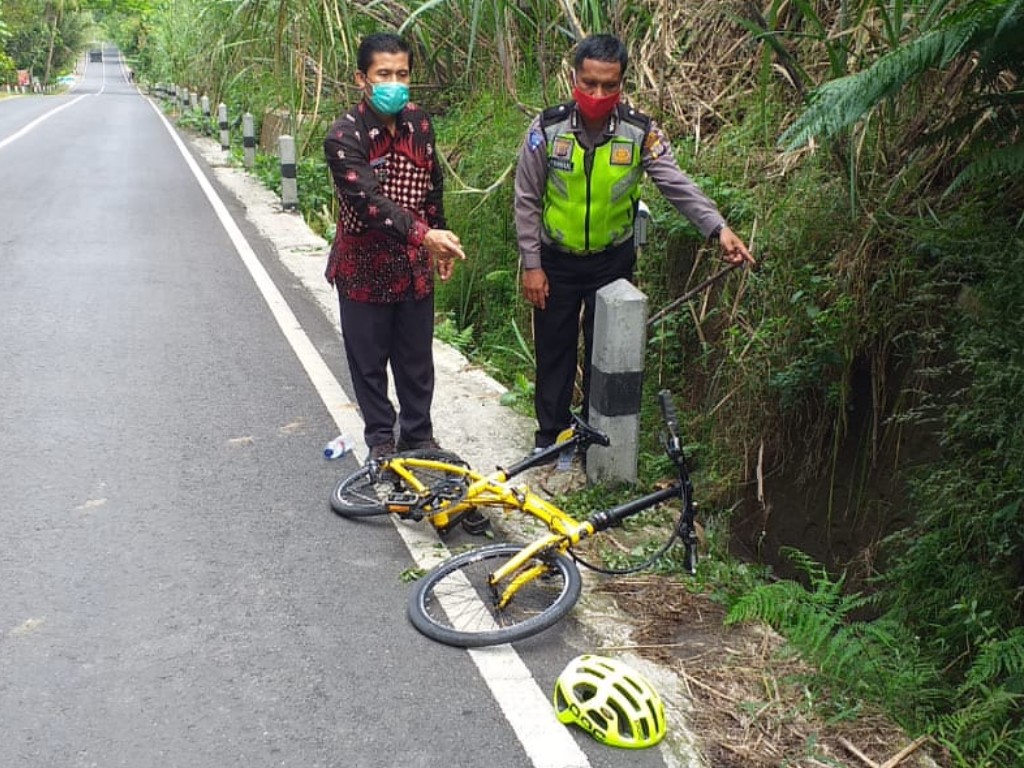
left=541, top=103, right=649, bottom=253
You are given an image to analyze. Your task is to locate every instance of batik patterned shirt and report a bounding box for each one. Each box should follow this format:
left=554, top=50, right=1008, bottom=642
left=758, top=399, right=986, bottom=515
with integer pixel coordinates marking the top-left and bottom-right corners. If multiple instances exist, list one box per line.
left=324, top=99, right=446, bottom=303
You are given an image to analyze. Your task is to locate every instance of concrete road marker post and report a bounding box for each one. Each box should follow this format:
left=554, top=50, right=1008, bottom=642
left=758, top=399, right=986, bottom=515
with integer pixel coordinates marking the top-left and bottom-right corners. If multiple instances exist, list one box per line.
left=243, top=113, right=256, bottom=169
left=218, top=103, right=230, bottom=151
left=279, top=135, right=298, bottom=211
left=587, top=279, right=649, bottom=484
left=201, top=95, right=211, bottom=135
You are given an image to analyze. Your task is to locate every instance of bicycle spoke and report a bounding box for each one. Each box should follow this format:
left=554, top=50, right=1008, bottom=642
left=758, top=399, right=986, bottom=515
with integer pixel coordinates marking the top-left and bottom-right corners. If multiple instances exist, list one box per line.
left=331, top=450, right=469, bottom=518
left=408, top=544, right=582, bottom=647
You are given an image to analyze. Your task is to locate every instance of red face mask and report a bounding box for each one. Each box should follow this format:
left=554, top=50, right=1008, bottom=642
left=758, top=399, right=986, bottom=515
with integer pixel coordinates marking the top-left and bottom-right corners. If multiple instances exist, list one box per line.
left=572, top=86, right=620, bottom=122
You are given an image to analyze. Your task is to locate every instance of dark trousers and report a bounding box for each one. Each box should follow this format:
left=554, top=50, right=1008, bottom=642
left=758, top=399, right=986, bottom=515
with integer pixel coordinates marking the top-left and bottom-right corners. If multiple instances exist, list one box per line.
left=532, top=240, right=636, bottom=448
left=339, top=294, right=435, bottom=448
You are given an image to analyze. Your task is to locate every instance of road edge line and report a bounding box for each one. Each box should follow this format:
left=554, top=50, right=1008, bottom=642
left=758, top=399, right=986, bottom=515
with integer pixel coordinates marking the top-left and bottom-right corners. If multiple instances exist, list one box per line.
left=145, top=99, right=592, bottom=768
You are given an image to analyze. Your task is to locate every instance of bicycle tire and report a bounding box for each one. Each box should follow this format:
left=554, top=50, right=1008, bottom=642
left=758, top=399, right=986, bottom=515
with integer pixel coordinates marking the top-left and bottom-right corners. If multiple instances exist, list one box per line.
left=330, top=449, right=469, bottom=518
left=407, top=543, right=582, bottom=647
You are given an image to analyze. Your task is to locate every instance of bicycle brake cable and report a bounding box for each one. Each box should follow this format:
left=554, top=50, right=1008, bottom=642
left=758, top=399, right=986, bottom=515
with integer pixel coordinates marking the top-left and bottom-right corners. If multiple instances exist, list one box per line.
left=568, top=507, right=688, bottom=576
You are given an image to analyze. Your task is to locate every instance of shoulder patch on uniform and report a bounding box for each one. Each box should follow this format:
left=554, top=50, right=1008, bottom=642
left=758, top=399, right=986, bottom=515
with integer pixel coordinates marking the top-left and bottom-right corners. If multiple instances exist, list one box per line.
left=528, top=128, right=544, bottom=151
left=643, top=129, right=670, bottom=160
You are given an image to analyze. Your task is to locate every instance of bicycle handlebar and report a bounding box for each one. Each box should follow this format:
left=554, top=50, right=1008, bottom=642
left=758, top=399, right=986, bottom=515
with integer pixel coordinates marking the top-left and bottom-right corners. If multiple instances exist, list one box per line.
left=658, top=390, right=698, bottom=575
left=658, top=389, right=686, bottom=466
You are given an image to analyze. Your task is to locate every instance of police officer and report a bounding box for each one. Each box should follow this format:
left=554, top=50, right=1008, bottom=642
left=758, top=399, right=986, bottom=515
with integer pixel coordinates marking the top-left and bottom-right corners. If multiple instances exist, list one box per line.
left=514, top=33, right=754, bottom=452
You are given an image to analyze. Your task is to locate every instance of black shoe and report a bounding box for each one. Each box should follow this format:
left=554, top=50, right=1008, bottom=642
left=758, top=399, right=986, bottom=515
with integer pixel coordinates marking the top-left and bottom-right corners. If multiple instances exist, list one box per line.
left=397, top=436, right=441, bottom=452
left=369, top=439, right=396, bottom=462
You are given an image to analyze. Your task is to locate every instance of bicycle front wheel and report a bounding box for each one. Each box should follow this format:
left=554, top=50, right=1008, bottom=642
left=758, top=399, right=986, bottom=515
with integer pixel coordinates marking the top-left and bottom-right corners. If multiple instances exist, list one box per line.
left=330, top=449, right=468, bottom=518
left=407, top=543, right=582, bottom=647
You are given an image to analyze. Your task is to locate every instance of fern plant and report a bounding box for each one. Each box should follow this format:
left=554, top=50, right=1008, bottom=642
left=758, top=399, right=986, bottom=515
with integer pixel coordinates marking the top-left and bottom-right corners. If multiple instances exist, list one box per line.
left=780, top=0, right=1024, bottom=192
left=726, top=548, right=943, bottom=728
left=930, top=627, right=1024, bottom=764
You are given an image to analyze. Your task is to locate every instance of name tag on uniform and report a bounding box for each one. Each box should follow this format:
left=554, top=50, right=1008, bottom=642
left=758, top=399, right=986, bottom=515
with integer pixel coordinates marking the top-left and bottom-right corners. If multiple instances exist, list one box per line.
left=549, top=137, right=574, bottom=171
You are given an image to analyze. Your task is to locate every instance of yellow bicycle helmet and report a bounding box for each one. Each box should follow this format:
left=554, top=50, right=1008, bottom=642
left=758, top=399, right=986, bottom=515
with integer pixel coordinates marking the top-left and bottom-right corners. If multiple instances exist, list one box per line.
left=552, top=654, right=667, bottom=749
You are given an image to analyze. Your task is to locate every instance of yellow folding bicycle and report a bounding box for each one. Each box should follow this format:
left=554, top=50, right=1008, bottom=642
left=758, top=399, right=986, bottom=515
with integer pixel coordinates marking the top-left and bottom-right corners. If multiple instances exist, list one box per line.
left=329, top=391, right=699, bottom=647
left=329, top=417, right=608, bottom=534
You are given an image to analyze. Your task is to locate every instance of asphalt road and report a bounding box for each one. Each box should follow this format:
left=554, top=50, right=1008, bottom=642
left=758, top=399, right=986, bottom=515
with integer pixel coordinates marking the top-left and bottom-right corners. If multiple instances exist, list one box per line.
left=0, top=50, right=683, bottom=768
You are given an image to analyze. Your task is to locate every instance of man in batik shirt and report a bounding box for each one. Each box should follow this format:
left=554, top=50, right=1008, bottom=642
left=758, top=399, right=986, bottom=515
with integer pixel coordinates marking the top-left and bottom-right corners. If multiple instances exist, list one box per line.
left=325, top=32, right=465, bottom=460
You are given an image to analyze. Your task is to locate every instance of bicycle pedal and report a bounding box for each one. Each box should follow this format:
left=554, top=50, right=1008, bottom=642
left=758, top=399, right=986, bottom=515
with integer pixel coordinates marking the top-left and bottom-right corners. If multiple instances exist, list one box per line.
left=386, top=492, right=424, bottom=519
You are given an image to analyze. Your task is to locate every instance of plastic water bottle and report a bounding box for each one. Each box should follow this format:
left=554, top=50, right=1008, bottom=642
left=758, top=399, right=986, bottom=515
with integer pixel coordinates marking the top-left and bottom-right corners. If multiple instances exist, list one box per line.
left=323, top=434, right=355, bottom=459
left=556, top=446, right=574, bottom=472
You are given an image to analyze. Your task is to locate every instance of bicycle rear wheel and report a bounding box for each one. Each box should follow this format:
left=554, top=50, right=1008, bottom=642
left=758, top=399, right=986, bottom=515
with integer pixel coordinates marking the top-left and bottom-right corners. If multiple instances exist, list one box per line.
left=330, top=449, right=468, bottom=518
left=407, top=543, right=582, bottom=647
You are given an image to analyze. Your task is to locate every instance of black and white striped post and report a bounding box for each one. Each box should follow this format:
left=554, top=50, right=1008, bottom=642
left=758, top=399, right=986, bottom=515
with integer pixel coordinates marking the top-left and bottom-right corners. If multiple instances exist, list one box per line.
left=189, top=91, right=198, bottom=112
left=180, top=87, right=189, bottom=111
left=243, top=113, right=255, bottom=169
left=218, top=103, right=229, bottom=150
left=586, top=279, right=649, bottom=484
left=200, top=95, right=210, bottom=135
left=279, top=134, right=298, bottom=211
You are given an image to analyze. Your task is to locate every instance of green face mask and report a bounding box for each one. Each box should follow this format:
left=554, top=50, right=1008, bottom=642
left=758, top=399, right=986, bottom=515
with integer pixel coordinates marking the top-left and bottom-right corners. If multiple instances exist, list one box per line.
left=368, top=82, right=409, bottom=115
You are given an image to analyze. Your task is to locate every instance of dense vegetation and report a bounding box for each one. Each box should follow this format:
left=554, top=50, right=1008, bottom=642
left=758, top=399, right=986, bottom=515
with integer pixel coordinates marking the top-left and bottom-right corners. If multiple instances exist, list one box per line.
left=1, top=1, right=89, bottom=83
left=6, top=0, right=1022, bottom=763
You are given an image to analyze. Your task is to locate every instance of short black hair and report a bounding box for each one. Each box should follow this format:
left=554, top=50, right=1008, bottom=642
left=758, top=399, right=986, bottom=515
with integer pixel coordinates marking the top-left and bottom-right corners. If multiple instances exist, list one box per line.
left=573, top=34, right=628, bottom=75
left=357, top=32, right=412, bottom=74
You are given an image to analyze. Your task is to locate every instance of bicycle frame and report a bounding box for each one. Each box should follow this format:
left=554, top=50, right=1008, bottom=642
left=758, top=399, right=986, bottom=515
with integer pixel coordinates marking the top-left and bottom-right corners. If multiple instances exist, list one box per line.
left=374, top=418, right=603, bottom=530
left=486, top=482, right=686, bottom=608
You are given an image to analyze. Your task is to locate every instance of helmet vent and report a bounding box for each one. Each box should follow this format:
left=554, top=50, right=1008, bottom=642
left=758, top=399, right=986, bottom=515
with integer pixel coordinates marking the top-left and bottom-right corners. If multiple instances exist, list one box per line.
left=613, top=681, right=641, bottom=711
left=574, top=682, right=598, bottom=702
left=605, top=699, right=630, bottom=738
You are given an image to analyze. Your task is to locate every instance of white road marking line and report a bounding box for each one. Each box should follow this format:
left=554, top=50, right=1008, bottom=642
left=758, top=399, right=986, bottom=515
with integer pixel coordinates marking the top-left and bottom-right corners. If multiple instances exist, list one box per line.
left=144, top=98, right=363, bottom=448
left=395, top=522, right=590, bottom=768
left=0, top=95, right=89, bottom=151
left=146, top=99, right=592, bottom=768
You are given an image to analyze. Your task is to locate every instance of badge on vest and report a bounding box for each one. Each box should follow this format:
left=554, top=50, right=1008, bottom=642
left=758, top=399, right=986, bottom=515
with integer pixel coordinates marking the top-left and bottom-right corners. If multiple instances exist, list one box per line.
left=609, top=142, right=634, bottom=166
left=552, top=137, right=574, bottom=158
